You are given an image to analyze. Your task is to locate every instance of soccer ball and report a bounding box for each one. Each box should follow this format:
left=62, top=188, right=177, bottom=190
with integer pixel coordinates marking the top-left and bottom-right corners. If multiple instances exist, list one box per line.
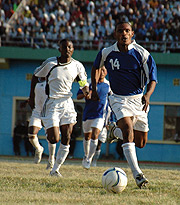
left=102, top=167, right=127, bottom=193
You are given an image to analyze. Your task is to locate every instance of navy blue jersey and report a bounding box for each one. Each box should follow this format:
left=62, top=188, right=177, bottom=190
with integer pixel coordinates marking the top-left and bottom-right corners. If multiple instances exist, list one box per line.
left=93, top=40, right=157, bottom=96
left=77, top=79, right=111, bottom=121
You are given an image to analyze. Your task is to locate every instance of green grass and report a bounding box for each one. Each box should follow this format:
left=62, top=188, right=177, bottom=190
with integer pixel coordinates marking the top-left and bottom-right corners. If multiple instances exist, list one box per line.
left=0, top=157, right=179, bottom=205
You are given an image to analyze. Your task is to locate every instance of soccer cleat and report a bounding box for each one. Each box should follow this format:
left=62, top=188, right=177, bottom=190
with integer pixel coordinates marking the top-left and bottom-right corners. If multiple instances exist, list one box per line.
left=34, top=147, right=44, bottom=164
left=82, top=157, right=91, bottom=169
left=135, top=173, right=149, bottom=189
left=50, top=170, right=63, bottom=177
left=107, top=122, right=118, bottom=144
left=46, top=161, right=54, bottom=170
left=91, top=160, right=97, bottom=167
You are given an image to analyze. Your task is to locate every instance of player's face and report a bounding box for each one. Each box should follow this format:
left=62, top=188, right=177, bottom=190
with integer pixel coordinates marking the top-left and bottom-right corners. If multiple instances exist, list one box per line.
left=99, top=66, right=107, bottom=79
left=114, top=23, right=134, bottom=46
left=59, top=41, right=74, bottom=58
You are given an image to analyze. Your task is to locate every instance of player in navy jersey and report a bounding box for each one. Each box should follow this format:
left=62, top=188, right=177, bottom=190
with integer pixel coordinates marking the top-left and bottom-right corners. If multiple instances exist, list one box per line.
left=77, top=66, right=112, bottom=169
left=91, top=22, right=157, bottom=188
left=29, top=39, right=89, bottom=177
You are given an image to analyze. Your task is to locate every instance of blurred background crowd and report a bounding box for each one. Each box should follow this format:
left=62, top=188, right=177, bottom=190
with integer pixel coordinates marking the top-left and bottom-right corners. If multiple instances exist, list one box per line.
left=0, top=0, right=180, bottom=52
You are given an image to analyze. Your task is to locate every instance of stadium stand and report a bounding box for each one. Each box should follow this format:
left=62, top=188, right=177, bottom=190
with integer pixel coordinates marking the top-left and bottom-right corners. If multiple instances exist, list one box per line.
left=0, top=0, right=180, bottom=52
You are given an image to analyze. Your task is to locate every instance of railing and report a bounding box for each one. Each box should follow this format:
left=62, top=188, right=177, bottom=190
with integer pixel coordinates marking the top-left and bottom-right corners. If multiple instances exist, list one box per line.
left=1, top=35, right=180, bottom=53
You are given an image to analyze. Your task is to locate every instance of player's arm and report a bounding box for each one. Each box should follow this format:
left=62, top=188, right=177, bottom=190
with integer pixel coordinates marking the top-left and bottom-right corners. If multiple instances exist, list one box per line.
left=91, top=66, right=100, bottom=101
left=28, top=74, right=39, bottom=109
left=142, top=54, right=157, bottom=112
left=142, top=80, right=156, bottom=112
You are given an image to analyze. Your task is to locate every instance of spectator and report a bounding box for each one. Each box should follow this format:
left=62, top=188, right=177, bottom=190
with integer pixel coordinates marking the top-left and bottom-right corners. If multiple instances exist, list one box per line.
left=13, top=120, right=23, bottom=156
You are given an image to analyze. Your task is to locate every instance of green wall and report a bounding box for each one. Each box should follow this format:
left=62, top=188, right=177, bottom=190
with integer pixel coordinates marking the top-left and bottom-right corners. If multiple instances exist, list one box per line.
left=0, top=47, right=180, bottom=65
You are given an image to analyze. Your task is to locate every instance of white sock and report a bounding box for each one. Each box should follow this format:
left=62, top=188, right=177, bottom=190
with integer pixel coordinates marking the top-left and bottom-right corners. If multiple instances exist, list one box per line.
left=114, top=128, right=123, bottom=140
left=52, top=143, right=70, bottom=172
left=47, top=140, right=56, bottom=163
left=28, top=134, right=42, bottom=151
left=83, top=138, right=90, bottom=158
left=92, top=149, right=101, bottom=163
left=122, top=142, right=142, bottom=178
left=88, top=139, right=98, bottom=162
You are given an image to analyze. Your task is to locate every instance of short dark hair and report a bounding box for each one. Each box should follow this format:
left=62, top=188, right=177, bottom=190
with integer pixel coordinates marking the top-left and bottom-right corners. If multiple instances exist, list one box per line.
left=58, top=39, right=73, bottom=46
left=115, top=21, right=133, bottom=31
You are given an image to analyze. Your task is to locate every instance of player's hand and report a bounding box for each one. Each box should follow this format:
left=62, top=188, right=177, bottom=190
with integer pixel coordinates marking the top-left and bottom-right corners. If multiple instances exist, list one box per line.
left=91, top=90, right=100, bottom=101
left=84, top=90, right=92, bottom=100
left=142, top=94, right=150, bottom=112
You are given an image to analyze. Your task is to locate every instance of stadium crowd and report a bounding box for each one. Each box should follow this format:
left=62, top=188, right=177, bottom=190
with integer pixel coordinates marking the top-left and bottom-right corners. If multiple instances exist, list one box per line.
left=0, top=0, right=180, bottom=52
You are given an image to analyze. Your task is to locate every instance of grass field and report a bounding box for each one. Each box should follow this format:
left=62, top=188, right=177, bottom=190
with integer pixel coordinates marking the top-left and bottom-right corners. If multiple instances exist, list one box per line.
left=0, top=156, right=179, bottom=205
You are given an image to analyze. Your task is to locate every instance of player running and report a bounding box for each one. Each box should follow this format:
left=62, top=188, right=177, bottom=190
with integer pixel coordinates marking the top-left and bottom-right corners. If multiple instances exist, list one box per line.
left=91, top=21, right=157, bottom=188
left=29, top=39, right=89, bottom=177
left=77, top=66, right=112, bottom=169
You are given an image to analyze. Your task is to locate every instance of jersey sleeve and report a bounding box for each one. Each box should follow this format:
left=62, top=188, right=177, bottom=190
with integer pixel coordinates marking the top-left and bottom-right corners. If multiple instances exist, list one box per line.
left=93, top=49, right=104, bottom=69
left=147, top=55, right=158, bottom=83
left=34, top=57, right=56, bottom=77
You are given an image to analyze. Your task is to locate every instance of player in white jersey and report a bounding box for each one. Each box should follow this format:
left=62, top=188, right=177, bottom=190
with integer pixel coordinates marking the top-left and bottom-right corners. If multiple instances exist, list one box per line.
left=29, top=39, right=89, bottom=177
left=91, top=22, right=157, bottom=188
left=28, top=78, right=56, bottom=168
left=21, top=78, right=56, bottom=168
left=77, top=67, right=111, bottom=169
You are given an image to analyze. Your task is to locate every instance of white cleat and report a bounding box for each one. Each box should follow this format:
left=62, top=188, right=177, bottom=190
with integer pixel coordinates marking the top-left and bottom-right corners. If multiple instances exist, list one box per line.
left=82, top=157, right=91, bottom=169
left=135, top=173, right=149, bottom=189
left=46, top=161, right=54, bottom=171
left=50, top=170, right=63, bottom=177
left=107, top=122, right=118, bottom=144
left=34, top=147, right=44, bottom=164
left=91, top=161, right=97, bottom=167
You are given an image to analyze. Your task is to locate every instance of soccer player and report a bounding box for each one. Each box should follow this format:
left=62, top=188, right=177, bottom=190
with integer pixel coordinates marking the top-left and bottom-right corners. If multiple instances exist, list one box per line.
left=29, top=39, right=89, bottom=177
left=77, top=66, right=111, bottom=169
left=22, top=78, right=56, bottom=168
left=91, top=22, right=157, bottom=188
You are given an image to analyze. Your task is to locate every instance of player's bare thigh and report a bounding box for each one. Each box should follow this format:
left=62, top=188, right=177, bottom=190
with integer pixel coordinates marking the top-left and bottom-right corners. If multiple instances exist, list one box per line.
left=47, top=126, right=60, bottom=144
left=117, top=117, right=148, bottom=148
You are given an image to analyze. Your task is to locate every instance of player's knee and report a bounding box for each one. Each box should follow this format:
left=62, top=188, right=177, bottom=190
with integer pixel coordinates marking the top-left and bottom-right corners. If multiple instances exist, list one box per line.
left=47, top=135, right=59, bottom=144
left=136, top=140, right=146, bottom=148
left=28, top=134, right=36, bottom=139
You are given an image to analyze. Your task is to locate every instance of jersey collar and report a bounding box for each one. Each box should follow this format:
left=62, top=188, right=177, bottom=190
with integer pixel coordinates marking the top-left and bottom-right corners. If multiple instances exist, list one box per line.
left=114, top=40, right=136, bottom=52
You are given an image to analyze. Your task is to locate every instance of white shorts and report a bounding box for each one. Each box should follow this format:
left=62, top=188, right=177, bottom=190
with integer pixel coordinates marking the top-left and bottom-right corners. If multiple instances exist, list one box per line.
left=83, top=118, right=104, bottom=133
left=109, top=93, right=149, bottom=132
left=29, top=109, right=42, bottom=128
left=98, top=127, right=107, bottom=143
left=41, top=97, right=77, bottom=129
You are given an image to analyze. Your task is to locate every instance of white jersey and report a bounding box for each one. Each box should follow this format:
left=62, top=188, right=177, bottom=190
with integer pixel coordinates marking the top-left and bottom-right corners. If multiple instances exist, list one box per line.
left=34, top=80, right=47, bottom=113
left=34, top=57, right=88, bottom=98
left=29, top=80, right=47, bottom=128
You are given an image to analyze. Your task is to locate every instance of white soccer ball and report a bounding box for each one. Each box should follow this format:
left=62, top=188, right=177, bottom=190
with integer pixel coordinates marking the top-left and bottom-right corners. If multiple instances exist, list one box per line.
left=102, top=167, right=127, bottom=193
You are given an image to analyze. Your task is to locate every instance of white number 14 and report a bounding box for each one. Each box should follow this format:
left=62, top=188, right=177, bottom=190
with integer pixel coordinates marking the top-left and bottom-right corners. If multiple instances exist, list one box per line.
left=109, top=58, right=120, bottom=70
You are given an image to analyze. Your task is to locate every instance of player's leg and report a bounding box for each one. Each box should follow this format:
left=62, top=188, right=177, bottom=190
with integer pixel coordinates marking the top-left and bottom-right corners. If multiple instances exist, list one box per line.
left=92, top=126, right=107, bottom=166
left=88, top=127, right=100, bottom=163
left=84, top=132, right=91, bottom=158
left=50, top=124, right=73, bottom=177
left=46, top=138, right=56, bottom=170
left=117, top=117, right=148, bottom=188
left=82, top=120, right=92, bottom=169
left=82, top=132, right=92, bottom=169
left=133, top=115, right=149, bottom=148
left=87, top=118, right=105, bottom=166
left=91, top=140, right=102, bottom=167
left=133, top=130, right=148, bottom=148
left=28, top=125, right=44, bottom=164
